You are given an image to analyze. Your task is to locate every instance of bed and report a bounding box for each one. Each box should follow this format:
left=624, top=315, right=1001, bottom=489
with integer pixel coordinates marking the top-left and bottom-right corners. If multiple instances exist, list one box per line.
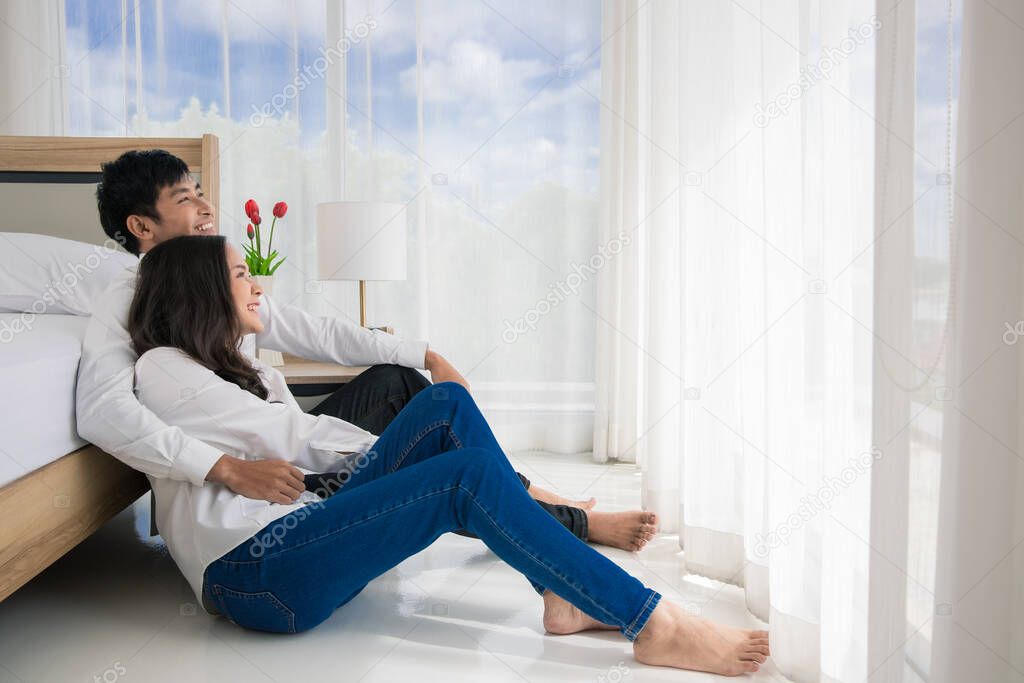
left=0, top=134, right=220, bottom=602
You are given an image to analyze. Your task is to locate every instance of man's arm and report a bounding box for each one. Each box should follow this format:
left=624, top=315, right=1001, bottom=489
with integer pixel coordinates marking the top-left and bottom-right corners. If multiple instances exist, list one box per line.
left=75, top=273, right=225, bottom=486
left=255, top=295, right=470, bottom=389
left=255, top=294, right=428, bottom=367
left=424, top=349, right=470, bottom=390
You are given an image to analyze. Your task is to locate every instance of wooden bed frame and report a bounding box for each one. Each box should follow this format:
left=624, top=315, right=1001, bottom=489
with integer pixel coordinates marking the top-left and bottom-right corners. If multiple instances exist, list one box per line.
left=0, top=134, right=220, bottom=602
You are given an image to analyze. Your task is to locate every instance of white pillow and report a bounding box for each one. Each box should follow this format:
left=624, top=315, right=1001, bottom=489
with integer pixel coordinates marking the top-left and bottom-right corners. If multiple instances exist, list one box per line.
left=0, top=233, right=138, bottom=316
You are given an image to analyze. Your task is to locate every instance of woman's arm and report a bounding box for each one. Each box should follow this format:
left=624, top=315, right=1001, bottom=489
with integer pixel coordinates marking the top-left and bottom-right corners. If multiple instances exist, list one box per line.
left=134, top=347, right=377, bottom=475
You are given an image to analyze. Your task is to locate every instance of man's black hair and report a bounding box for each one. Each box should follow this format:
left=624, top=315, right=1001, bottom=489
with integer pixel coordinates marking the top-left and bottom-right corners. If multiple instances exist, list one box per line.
left=96, top=149, right=191, bottom=255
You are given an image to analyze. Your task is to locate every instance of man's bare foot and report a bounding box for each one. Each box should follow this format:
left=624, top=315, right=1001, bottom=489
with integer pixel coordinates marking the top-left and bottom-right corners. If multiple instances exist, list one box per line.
left=542, top=591, right=618, bottom=635
left=587, top=511, right=658, bottom=551
left=633, top=601, right=770, bottom=676
left=528, top=484, right=597, bottom=510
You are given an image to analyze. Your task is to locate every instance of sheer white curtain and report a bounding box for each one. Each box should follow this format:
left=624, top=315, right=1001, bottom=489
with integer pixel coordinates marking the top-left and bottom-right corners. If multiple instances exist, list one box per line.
left=929, top=1, right=1024, bottom=679
left=2, top=0, right=603, bottom=454
left=598, top=1, right=875, bottom=677
left=597, top=0, right=1022, bottom=681
left=0, top=0, right=67, bottom=136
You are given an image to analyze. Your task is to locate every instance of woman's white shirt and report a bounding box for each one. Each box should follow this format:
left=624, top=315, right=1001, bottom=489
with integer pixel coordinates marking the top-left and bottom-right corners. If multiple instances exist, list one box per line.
left=133, top=346, right=378, bottom=612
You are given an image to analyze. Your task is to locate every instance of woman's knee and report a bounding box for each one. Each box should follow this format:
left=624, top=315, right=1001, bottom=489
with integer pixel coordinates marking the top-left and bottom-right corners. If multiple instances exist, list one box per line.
left=413, top=381, right=473, bottom=416
left=426, top=380, right=469, bottom=402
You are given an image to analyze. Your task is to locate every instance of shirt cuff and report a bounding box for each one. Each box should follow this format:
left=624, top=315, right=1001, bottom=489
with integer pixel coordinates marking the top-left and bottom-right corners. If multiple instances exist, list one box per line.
left=394, top=338, right=429, bottom=369
left=169, top=439, right=226, bottom=487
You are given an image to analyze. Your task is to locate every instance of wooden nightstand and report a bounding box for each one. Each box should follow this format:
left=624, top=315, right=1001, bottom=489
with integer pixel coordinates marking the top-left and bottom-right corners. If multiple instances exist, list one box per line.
left=279, top=353, right=368, bottom=385
left=277, top=328, right=394, bottom=392
left=278, top=353, right=369, bottom=396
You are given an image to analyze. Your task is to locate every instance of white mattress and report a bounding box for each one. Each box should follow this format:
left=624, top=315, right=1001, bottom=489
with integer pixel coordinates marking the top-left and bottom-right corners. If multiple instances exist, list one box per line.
left=0, top=313, right=89, bottom=488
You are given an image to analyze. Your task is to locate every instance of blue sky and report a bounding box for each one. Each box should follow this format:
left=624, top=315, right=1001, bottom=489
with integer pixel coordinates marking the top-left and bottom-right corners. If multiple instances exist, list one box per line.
left=64, top=0, right=603, bottom=204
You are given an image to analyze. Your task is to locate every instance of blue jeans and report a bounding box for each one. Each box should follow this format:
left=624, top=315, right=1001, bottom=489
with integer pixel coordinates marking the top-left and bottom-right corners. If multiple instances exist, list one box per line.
left=202, top=382, right=661, bottom=639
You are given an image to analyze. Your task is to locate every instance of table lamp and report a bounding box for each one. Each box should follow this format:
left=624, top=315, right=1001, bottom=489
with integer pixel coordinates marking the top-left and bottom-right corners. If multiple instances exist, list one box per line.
left=316, top=201, right=407, bottom=328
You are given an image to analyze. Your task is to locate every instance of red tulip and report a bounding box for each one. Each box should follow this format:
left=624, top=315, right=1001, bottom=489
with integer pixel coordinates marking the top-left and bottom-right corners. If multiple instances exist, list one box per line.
left=246, top=224, right=255, bottom=240
left=252, top=213, right=262, bottom=226
left=273, top=201, right=288, bottom=218
left=244, top=198, right=259, bottom=219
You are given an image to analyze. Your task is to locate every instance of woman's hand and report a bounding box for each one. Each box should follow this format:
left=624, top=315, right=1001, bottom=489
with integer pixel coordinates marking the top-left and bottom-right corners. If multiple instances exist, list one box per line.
left=206, top=455, right=306, bottom=504
left=424, top=349, right=471, bottom=392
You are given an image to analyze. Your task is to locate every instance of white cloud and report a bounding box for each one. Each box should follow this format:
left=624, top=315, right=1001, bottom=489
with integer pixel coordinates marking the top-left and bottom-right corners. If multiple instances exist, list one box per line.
left=522, top=64, right=600, bottom=115
left=398, top=39, right=550, bottom=106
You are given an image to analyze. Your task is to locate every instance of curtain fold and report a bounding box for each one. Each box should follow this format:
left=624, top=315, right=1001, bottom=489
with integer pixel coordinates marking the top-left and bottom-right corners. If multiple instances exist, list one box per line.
left=0, top=0, right=67, bottom=136
left=594, top=0, right=644, bottom=466
left=931, top=0, right=1024, bottom=678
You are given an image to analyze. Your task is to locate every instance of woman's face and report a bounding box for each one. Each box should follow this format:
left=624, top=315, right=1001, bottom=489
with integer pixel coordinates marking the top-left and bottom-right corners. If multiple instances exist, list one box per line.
left=226, top=244, right=264, bottom=335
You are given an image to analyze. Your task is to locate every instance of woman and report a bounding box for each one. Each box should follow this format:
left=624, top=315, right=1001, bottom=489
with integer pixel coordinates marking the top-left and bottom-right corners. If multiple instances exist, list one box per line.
left=128, top=235, right=769, bottom=676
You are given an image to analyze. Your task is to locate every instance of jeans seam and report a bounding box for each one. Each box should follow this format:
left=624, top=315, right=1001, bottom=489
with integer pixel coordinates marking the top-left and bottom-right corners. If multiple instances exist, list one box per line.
left=623, top=590, right=661, bottom=641
left=212, top=584, right=297, bottom=633
left=447, top=426, right=464, bottom=450
left=390, top=419, right=452, bottom=473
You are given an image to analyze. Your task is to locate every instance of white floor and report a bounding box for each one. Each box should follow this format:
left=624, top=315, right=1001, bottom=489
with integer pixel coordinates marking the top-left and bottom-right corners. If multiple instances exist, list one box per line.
left=0, top=452, right=780, bottom=683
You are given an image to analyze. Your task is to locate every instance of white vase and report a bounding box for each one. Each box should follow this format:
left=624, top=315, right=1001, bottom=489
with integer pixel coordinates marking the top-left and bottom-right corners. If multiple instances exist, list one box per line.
left=252, top=275, right=284, bottom=367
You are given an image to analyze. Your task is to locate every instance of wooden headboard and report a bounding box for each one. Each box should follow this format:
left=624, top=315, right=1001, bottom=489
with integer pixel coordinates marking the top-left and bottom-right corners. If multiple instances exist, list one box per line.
left=0, top=134, right=219, bottom=246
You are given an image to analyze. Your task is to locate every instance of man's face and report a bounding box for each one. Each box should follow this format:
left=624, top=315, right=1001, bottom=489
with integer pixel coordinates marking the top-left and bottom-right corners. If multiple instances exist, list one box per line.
left=130, top=176, right=217, bottom=253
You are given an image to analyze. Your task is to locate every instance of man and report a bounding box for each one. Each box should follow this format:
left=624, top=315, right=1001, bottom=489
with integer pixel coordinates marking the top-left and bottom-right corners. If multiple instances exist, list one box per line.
left=76, top=149, right=656, bottom=552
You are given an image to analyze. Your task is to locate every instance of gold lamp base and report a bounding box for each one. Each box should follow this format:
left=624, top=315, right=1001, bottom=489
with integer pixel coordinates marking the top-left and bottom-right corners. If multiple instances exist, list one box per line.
left=359, top=280, right=367, bottom=327
left=358, top=280, right=393, bottom=334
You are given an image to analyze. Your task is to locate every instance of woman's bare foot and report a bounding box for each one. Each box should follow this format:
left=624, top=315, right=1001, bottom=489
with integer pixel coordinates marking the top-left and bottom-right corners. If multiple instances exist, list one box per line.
left=528, top=484, right=597, bottom=510
left=542, top=591, right=618, bottom=634
left=633, top=601, right=770, bottom=676
left=587, top=511, right=658, bottom=551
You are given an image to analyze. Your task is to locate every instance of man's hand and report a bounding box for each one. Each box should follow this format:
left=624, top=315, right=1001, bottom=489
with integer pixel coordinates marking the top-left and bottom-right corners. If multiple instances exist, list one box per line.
left=425, top=349, right=470, bottom=391
left=206, top=455, right=306, bottom=504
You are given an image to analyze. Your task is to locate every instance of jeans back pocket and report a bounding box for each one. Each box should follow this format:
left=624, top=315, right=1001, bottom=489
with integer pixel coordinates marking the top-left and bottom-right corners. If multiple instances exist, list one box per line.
left=211, top=584, right=297, bottom=634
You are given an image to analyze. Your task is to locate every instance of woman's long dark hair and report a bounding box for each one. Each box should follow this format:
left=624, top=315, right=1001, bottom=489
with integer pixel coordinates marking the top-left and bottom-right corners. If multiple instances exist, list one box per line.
left=128, top=235, right=269, bottom=400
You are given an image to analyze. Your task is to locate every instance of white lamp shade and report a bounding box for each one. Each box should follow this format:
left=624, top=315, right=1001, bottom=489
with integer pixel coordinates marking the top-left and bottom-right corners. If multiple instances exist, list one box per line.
left=316, top=201, right=407, bottom=281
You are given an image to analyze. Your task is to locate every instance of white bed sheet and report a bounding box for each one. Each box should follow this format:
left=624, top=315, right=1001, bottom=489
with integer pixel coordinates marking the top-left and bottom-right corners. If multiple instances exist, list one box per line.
left=0, top=313, right=89, bottom=488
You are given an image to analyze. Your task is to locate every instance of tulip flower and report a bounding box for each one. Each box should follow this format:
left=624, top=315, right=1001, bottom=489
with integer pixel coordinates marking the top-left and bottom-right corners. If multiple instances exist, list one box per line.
left=267, top=200, right=287, bottom=254
left=240, top=197, right=287, bottom=277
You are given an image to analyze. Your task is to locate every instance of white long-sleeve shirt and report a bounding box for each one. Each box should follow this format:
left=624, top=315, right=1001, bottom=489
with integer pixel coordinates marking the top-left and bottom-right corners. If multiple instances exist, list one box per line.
left=133, top=346, right=378, bottom=612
